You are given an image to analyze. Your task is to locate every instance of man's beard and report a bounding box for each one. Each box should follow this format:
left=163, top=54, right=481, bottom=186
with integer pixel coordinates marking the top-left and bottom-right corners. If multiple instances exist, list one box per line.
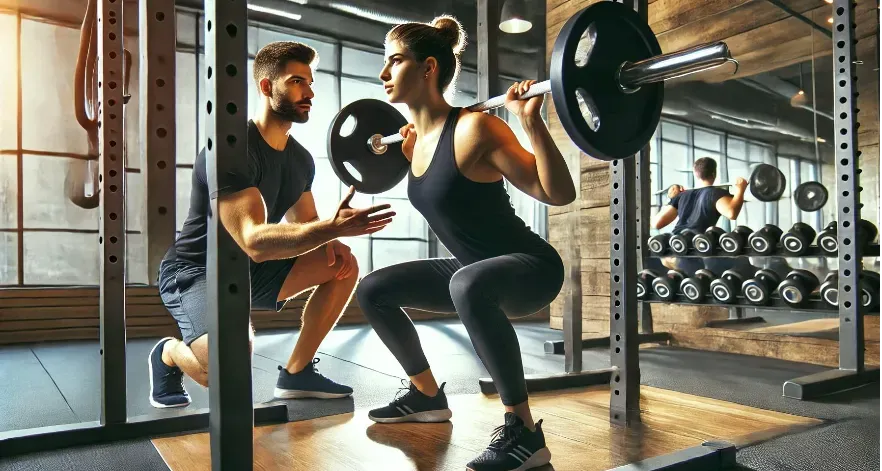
left=270, top=88, right=309, bottom=123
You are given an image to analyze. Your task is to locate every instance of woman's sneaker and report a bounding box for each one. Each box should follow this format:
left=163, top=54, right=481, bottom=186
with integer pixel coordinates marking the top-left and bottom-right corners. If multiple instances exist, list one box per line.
left=466, top=412, right=551, bottom=471
left=368, top=380, right=453, bottom=423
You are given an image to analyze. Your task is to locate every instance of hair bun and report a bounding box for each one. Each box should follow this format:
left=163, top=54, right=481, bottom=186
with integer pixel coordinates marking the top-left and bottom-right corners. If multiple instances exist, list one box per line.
left=431, top=15, right=466, bottom=55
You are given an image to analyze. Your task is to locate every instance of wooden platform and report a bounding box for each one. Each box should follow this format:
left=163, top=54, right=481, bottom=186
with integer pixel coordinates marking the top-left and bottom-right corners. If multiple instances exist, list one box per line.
left=152, top=386, right=820, bottom=471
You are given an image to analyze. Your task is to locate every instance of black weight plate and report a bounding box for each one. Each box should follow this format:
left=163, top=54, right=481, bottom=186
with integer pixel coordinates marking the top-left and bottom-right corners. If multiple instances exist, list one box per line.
left=749, top=164, right=786, bottom=202
left=550, top=2, right=663, bottom=161
left=793, top=181, right=828, bottom=212
left=327, top=99, right=409, bottom=194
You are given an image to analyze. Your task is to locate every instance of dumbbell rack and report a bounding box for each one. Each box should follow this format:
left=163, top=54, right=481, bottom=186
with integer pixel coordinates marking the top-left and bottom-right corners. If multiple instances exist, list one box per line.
left=638, top=0, right=879, bottom=401
left=649, top=244, right=880, bottom=258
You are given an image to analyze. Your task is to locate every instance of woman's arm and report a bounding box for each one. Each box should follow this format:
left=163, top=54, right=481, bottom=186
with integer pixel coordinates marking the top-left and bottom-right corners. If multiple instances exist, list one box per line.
left=480, top=80, right=576, bottom=206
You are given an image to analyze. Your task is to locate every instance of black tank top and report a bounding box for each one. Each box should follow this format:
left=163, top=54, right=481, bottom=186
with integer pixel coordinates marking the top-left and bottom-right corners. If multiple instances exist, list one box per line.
left=407, top=108, right=556, bottom=265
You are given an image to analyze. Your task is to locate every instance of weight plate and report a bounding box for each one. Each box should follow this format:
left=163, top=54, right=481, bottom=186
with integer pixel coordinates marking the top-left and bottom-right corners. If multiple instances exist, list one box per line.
left=327, top=99, right=409, bottom=194
left=550, top=2, right=663, bottom=161
left=749, top=164, right=786, bottom=202
left=793, top=181, right=828, bottom=212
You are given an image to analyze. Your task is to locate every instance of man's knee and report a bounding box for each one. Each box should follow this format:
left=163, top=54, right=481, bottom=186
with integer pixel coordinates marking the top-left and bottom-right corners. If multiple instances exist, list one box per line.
left=189, top=333, right=253, bottom=369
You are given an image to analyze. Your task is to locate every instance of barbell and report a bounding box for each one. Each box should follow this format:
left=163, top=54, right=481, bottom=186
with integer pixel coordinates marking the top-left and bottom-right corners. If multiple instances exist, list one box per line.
left=326, top=2, right=738, bottom=194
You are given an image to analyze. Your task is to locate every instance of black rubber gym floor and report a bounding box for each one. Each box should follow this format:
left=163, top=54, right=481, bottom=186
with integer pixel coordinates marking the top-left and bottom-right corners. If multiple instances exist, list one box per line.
left=0, top=320, right=877, bottom=471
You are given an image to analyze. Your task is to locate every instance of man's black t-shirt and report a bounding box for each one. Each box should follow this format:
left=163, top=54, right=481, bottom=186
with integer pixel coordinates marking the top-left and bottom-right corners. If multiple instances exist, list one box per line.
left=670, top=187, right=731, bottom=234
left=161, top=120, right=315, bottom=280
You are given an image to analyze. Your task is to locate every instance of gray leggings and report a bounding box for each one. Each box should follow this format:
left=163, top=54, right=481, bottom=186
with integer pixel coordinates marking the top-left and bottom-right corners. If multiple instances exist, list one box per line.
left=356, top=254, right=564, bottom=406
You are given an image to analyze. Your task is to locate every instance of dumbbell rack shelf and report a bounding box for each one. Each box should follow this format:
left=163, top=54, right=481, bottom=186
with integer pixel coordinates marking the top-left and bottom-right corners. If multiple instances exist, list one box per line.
left=641, top=295, right=879, bottom=315
left=648, top=244, right=880, bottom=258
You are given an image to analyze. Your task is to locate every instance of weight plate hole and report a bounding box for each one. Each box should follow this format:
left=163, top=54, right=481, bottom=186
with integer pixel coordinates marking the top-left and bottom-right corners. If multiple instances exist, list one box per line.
left=340, top=115, right=357, bottom=137
left=574, top=23, right=596, bottom=67
left=575, top=88, right=600, bottom=131
left=343, top=162, right=363, bottom=183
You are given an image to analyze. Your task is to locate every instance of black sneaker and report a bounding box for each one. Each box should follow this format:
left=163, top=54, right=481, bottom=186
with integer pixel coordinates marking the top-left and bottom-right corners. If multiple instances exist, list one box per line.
left=368, top=380, right=453, bottom=423
left=466, top=412, right=551, bottom=471
left=148, top=337, right=191, bottom=408
left=273, top=358, right=353, bottom=399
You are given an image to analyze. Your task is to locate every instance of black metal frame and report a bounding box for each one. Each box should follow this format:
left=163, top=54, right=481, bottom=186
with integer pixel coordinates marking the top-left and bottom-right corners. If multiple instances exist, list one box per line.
left=782, top=0, right=880, bottom=399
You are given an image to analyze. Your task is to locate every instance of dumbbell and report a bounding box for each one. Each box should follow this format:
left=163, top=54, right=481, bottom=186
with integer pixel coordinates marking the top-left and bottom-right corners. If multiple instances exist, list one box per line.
left=652, top=269, right=686, bottom=302
left=860, top=270, right=880, bottom=311
left=858, top=220, right=879, bottom=250
left=741, top=269, right=782, bottom=306
left=636, top=269, right=659, bottom=300
left=693, top=227, right=726, bottom=255
left=669, top=229, right=698, bottom=255
left=648, top=234, right=671, bottom=255
left=777, top=269, right=820, bottom=307
left=710, top=268, right=750, bottom=303
left=719, top=226, right=753, bottom=255
left=819, top=272, right=838, bottom=306
left=748, top=224, right=784, bottom=255
left=817, top=221, right=838, bottom=254
left=680, top=269, right=715, bottom=302
left=781, top=222, right=817, bottom=256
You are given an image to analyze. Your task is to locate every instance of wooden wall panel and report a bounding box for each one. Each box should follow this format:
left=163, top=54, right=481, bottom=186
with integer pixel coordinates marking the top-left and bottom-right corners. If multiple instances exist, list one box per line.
left=0, top=284, right=546, bottom=345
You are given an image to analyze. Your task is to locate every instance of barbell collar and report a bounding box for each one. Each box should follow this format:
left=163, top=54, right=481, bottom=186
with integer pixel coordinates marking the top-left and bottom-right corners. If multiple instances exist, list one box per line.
left=370, top=41, right=736, bottom=152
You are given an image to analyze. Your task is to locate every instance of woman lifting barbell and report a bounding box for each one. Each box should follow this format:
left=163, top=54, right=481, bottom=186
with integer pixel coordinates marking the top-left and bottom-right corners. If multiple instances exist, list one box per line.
left=355, top=14, right=574, bottom=471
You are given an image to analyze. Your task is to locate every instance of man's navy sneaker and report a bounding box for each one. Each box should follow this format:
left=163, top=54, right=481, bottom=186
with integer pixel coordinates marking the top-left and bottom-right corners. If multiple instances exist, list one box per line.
left=466, top=412, right=551, bottom=471
left=273, top=358, right=353, bottom=399
left=368, top=380, right=452, bottom=423
left=148, top=337, right=191, bottom=408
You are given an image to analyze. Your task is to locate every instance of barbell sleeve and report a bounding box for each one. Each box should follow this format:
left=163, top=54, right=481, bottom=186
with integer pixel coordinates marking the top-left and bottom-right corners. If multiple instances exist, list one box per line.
left=371, top=41, right=736, bottom=150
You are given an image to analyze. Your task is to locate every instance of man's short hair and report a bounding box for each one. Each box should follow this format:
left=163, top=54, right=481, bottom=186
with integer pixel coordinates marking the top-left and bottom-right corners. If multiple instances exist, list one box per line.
left=252, top=41, right=318, bottom=85
left=693, top=157, right=717, bottom=181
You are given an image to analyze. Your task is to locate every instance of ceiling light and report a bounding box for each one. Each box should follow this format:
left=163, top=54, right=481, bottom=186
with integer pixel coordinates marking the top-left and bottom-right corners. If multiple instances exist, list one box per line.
left=327, top=3, right=413, bottom=25
left=827, top=17, right=833, bottom=23
left=499, top=0, right=532, bottom=34
left=817, top=137, right=827, bottom=143
left=286, top=0, right=308, bottom=4
left=247, top=4, right=302, bottom=21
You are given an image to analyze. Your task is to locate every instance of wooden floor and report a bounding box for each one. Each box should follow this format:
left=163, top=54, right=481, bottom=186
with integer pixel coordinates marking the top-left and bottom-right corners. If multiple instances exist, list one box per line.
left=153, top=386, right=819, bottom=471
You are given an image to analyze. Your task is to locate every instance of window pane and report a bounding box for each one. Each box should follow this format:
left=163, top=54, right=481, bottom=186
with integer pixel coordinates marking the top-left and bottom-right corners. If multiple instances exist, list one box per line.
left=24, top=232, right=97, bottom=285
left=457, top=69, right=478, bottom=97
left=21, top=20, right=87, bottom=154
left=311, top=158, right=343, bottom=220
left=290, top=72, right=338, bottom=158
left=23, top=155, right=97, bottom=230
left=649, top=136, right=659, bottom=163
left=749, top=143, right=773, bottom=164
left=661, top=121, right=688, bottom=143
left=727, top=137, right=746, bottom=160
left=727, top=158, right=750, bottom=227
left=126, top=171, right=144, bottom=232
left=373, top=197, right=425, bottom=239
left=176, top=168, right=193, bottom=231
left=0, top=155, right=16, bottom=228
left=176, top=12, right=197, bottom=48
left=693, top=129, right=721, bottom=151
left=800, top=160, right=815, bottom=183
left=661, top=142, right=688, bottom=190
left=0, top=232, right=16, bottom=284
left=176, top=52, right=198, bottom=165
left=0, top=14, right=17, bottom=150
left=371, top=239, right=426, bottom=271
left=127, top=233, right=148, bottom=285
left=342, top=47, right=382, bottom=80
